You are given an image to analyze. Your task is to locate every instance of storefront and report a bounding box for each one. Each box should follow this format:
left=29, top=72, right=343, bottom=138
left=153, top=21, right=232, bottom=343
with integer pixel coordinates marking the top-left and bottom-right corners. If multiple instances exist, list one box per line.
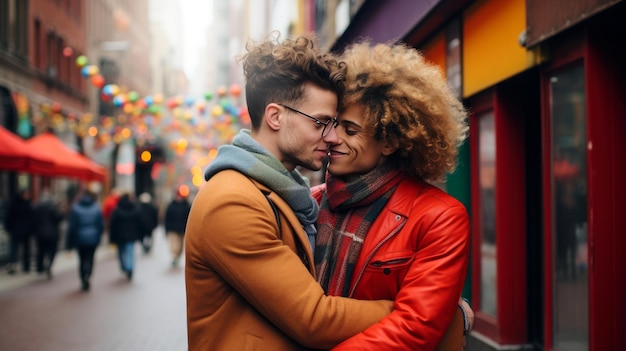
left=331, top=0, right=626, bottom=350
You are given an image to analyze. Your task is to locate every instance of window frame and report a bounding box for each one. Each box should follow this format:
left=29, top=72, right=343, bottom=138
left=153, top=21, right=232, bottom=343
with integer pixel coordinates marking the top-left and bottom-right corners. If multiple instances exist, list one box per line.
left=469, top=88, right=528, bottom=344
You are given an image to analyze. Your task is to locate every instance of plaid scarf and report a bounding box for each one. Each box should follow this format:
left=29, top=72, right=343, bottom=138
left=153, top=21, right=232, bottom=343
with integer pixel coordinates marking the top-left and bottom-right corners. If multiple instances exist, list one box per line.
left=315, top=163, right=404, bottom=296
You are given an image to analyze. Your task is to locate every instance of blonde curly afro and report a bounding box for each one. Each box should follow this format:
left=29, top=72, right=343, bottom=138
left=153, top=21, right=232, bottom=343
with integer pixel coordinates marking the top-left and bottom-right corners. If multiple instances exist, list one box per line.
left=340, top=41, right=468, bottom=182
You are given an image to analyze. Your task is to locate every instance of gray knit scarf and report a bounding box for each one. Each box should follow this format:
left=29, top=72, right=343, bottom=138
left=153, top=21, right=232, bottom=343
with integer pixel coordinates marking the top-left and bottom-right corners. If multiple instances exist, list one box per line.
left=204, top=130, right=318, bottom=249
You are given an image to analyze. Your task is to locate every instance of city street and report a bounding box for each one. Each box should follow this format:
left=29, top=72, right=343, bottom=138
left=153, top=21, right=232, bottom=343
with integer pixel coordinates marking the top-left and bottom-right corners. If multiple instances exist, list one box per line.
left=0, top=227, right=188, bottom=351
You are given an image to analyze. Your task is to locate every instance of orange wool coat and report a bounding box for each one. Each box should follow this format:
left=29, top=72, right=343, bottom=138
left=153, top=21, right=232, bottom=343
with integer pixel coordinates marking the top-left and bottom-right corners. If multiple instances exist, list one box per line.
left=185, top=170, right=393, bottom=351
left=312, top=177, right=470, bottom=350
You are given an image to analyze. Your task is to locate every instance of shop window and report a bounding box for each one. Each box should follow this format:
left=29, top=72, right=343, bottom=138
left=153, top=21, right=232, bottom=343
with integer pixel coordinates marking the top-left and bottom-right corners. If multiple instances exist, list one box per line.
left=478, top=110, right=497, bottom=317
left=14, top=0, right=27, bottom=57
left=470, top=85, right=528, bottom=344
left=0, top=0, right=28, bottom=58
left=549, top=64, right=588, bottom=351
left=34, top=20, right=42, bottom=70
left=0, top=0, right=8, bottom=49
left=46, top=32, right=57, bottom=78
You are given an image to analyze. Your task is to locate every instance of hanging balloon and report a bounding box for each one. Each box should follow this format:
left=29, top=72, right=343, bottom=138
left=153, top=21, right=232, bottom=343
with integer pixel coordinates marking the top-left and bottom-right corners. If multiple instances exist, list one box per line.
left=153, top=94, right=164, bottom=104
left=128, top=91, right=139, bottom=102
left=87, top=65, right=99, bottom=76
left=63, top=47, right=74, bottom=58
left=166, top=97, right=179, bottom=109
left=185, top=97, right=195, bottom=107
left=132, top=106, right=142, bottom=116
left=40, top=103, right=51, bottom=115
left=144, top=95, right=154, bottom=106
left=102, top=116, right=114, bottom=128
left=239, top=108, right=251, bottom=125
left=81, top=66, right=91, bottom=78
left=196, top=102, right=206, bottom=114
left=229, top=84, right=242, bottom=97
left=76, top=55, right=88, bottom=67
left=123, top=103, right=133, bottom=114
left=100, top=91, right=111, bottom=102
left=219, top=98, right=230, bottom=108
left=226, top=105, right=239, bottom=116
left=211, top=105, right=224, bottom=117
left=216, top=86, right=227, bottom=97
left=147, top=104, right=160, bottom=114
left=103, top=84, right=120, bottom=96
left=51, top=102, right=62, bottom=114
left=136, top=99, right=148, bottom=110
left=113, top=95, right=127, bottom=107
left=173, top=107, right=183, bottom=119
left=204, top=92, right=213, bottom=101
left=90, top=74, right=105, bottom=88
left=82, top=113, right=94, bottom=123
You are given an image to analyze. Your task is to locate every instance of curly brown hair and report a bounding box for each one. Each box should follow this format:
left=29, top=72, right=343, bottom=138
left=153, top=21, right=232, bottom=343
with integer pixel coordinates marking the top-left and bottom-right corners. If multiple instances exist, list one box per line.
left=340, top=41, right=468, bottom=182
left=239, top=32, right=346, bottom=129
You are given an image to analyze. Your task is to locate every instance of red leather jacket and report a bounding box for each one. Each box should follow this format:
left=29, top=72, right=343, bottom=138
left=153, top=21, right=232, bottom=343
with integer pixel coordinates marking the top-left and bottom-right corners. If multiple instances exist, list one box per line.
left=312, top=177, right=470, bottom=350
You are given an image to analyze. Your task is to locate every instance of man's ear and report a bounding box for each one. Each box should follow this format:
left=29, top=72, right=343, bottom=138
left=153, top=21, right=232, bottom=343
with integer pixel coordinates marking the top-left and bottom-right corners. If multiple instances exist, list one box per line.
left=264, top=103, right=282, bottom=132
left=382, top=138, right=399, bottom=156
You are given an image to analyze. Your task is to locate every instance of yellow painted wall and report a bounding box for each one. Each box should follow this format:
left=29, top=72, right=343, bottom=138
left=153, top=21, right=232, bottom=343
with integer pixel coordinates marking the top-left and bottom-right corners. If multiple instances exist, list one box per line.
left=420, top=32, right=447, bottom=77
left=463, top=0, right=530, bottom=97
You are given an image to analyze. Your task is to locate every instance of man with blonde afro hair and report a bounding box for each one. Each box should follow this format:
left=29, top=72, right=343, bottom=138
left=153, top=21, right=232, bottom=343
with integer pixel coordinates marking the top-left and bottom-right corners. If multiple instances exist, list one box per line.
left=312, top=41, right=472, bottom=350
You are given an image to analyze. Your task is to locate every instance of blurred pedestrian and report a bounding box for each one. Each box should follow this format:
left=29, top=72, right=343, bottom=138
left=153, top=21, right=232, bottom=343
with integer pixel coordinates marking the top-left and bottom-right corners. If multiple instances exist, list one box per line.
left=164, top=189, right=190, bottom=267
left=4, top=189, right=35, bottom=274
left=138, top=192, right=159, bottom=254
left=66, top=190, right=104, bottom=291
left=102, top=187, right=120, bottom=231
left=109, top=193, right=145, bottom=280
left=33, top=189, right=64, bottom=279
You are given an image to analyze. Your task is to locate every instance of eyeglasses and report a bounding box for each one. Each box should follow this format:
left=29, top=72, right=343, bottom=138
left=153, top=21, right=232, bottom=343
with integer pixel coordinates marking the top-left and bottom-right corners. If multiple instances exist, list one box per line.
left=280, top=104, right=338, bottom=138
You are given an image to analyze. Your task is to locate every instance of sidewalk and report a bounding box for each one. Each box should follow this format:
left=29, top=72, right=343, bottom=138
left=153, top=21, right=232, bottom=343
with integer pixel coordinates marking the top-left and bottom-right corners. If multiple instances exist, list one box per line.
left=0, top=244, right=116, bottom=293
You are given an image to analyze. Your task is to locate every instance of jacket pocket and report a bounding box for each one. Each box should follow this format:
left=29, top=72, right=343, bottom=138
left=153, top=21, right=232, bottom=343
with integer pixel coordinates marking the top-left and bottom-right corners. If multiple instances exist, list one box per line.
left=369, top=257, right=411, bottom=268
left=355, top=255, right=413, bottom=299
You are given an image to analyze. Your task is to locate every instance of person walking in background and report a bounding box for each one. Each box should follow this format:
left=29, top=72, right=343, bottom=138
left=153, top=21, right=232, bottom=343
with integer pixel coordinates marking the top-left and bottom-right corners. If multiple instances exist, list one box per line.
left=4, top=189, right=35, bottom=275
left=66, top=190, right=104, bottom=291
left=109, top=193, right=146, bottom=281
left=164, top=189, right=190, bottom=267
left=33, top=189, right=64, bottom=279
left=138, top=192, right=159, bottom=254
left=312, top=41, right=471, bottom=350
left=101, top=187, right=120, bottom=231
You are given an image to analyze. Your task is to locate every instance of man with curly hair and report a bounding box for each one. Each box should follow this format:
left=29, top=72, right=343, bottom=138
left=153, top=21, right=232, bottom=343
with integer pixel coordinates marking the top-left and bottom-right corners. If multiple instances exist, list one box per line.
left=312, top=41, right=472, bottom=350
left=184, top=34, right=394, bottom=351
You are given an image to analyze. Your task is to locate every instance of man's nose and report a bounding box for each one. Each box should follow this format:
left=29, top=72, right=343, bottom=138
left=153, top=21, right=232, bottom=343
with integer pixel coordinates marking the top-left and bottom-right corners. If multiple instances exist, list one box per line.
left=322, top=124, right=339, bottom=143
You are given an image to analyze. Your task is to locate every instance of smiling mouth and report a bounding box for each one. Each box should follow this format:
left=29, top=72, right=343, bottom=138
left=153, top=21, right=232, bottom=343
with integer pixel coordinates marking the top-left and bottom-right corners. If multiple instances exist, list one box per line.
left=328, top=150, right=346, bottom=156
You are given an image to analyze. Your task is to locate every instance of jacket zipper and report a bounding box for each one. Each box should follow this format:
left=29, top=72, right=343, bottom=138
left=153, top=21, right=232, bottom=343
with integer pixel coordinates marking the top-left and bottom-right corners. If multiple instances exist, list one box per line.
left=370, top=258, right=411, bottom=267
left=348, top=216, right=407, bottom=297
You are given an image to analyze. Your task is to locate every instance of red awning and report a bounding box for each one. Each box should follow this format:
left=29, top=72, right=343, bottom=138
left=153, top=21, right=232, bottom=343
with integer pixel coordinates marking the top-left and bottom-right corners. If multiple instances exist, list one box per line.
left=26, top=133, right=107, bottom=182
left=0, top=125, right=55, bottom=174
